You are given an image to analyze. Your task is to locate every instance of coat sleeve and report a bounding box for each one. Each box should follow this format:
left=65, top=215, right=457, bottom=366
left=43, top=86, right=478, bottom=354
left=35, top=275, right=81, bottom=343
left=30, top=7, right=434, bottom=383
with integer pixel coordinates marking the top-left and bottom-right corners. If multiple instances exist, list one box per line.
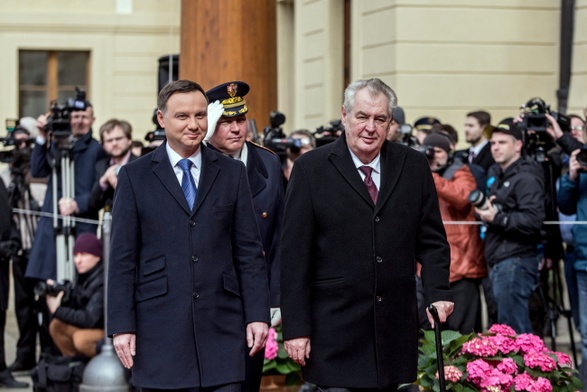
left=30, top=141, right=52, bottom=178
left=106, top=166, right=140, bottom=336
left=267, top=156, right=284, bottom=308
left=416, top=159, right=453, bottom=306
left=231, top=163, right=271, bottom=324
left=432, top=166, right=476, bottom=210
left=280, top=160, right=315, bottom=340
left=558, top=174, right=580, bottom=216
left=54, top=283, right=104, bottom=329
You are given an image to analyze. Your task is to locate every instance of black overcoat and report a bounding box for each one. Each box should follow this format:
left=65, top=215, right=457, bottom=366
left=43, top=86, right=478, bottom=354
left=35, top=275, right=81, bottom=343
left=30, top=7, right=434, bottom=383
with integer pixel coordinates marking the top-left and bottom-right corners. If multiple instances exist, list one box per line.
left=107, top=142, right=270, bottom=389
left=281, top=136, right=452, bottom=388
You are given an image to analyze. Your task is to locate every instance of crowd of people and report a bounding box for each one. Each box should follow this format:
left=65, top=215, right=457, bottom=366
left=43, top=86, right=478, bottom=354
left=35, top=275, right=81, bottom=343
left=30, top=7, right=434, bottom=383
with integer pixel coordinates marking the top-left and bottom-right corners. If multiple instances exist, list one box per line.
left=0, top=77, right=586, bottom=391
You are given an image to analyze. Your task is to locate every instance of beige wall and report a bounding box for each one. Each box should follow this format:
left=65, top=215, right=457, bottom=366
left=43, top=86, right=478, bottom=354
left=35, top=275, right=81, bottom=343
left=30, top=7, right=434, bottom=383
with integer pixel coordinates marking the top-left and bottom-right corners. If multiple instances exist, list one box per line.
left=284, top=0, right=587, bottom=148
left=0, top=0, right=180, bottom=141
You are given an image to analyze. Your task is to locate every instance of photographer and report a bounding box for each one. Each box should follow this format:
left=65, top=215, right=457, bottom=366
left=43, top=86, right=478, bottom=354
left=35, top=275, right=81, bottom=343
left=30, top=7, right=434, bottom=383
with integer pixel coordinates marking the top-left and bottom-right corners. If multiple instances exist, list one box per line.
left=45, top=233, right=104, bottom=358
left=26, top=99, right=104, bottom=281
left=1, top=118, right=48, bottom=374
left=475, top=125, right=545, bottom=334
left=0, top=179, right=29, bottom=387
left=420, top=132, right=487, bottom=333
left=282, top=129, right=316, bottom=184
left=558, top=141, right=587, bottom=372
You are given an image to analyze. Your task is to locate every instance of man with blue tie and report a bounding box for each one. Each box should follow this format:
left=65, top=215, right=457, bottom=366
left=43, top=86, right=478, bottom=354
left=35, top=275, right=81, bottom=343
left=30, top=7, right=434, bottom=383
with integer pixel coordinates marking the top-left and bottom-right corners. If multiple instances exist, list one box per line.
left=107, top=80, right=270, bottom=392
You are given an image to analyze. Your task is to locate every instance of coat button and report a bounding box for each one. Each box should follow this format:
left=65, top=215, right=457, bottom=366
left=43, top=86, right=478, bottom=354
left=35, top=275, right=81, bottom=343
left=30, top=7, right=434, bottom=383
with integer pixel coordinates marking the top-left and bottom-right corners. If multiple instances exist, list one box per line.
left=193, top=292, right=200, bottom=299
left=191, top=255, right=198, bottom=263
left=376, top=296, right=382, bottom=302
left=261, top=212, right=268, bottom=218
left=374, top=216, right=380, bottom=222
left=189, top=220, right=196, bottom=227
left=376, top=256, right=382, bottom=263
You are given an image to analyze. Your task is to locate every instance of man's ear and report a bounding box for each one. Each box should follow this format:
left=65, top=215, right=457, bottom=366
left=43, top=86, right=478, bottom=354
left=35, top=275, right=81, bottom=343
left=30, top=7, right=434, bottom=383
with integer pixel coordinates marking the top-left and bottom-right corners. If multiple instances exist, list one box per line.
left=156, top=110, right=165, bottom=129
left=340, top=106, right=348, bottom=127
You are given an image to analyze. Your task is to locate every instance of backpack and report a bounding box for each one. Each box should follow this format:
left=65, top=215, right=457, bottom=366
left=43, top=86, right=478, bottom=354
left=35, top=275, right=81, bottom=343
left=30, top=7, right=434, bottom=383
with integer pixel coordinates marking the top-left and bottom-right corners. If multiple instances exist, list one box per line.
left=31, top=354, right=88, bottom=392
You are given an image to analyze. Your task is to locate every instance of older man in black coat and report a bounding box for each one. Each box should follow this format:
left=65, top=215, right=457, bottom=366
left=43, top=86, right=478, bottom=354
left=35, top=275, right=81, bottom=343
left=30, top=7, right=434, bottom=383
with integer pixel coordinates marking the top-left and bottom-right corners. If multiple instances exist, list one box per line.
left=108, top=80, right=270, bottom=391
left=281, top=78, right=454, bottom=391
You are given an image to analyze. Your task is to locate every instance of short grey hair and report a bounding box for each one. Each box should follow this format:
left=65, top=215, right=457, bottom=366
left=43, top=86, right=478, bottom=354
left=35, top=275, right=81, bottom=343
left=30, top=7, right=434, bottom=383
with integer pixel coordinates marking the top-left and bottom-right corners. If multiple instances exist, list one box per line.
left=342, top=78, right=397, bottom=119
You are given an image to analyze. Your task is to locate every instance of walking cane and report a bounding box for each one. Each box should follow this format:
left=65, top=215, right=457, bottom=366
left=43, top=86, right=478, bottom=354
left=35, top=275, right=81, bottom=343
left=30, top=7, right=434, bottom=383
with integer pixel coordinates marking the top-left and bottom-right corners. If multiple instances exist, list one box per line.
left=428, top=304, right=446, bottom=392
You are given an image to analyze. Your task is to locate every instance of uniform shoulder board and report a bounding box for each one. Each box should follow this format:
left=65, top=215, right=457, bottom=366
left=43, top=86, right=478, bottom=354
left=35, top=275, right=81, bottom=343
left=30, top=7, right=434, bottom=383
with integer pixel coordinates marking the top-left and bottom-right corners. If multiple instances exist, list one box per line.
left=250, top=141, right=277, bottom=155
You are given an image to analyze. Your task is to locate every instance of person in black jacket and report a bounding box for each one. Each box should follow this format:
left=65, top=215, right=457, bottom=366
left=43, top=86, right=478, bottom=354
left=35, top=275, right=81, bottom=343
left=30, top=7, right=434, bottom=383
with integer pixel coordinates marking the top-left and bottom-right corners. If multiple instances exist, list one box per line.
left=475, top=125, right=545, bottom=333
left=45, top=233, right=104, bottom=358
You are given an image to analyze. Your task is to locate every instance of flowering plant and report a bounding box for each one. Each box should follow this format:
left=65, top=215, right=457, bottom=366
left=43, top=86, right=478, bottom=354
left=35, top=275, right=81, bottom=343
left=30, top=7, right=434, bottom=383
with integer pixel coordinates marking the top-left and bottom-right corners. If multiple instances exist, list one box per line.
left=263, top=324, right=302, bottom=385
left=415, top=324, right=583, bottom=392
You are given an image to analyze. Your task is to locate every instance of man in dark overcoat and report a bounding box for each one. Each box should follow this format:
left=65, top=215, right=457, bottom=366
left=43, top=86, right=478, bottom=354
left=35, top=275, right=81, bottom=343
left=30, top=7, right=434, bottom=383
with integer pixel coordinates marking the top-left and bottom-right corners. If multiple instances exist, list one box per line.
left=26, top=104, right=104, bottom=281
left=281, top=78, right=454, bottom=391
left=108, top=80, right=270, bottom=391
left=205, top=80, right=284, bottom=392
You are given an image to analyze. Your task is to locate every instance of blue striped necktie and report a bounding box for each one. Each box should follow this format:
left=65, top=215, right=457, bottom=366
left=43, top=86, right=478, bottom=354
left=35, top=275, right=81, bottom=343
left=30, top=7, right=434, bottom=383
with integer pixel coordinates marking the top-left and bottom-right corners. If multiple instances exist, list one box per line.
left=178, top=158, right=197, bottom=209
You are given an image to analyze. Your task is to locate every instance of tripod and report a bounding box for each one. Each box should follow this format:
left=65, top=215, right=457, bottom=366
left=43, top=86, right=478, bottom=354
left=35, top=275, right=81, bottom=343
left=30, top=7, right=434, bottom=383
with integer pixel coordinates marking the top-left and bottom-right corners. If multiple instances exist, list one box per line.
left=51, top=141, right=76, bottom=283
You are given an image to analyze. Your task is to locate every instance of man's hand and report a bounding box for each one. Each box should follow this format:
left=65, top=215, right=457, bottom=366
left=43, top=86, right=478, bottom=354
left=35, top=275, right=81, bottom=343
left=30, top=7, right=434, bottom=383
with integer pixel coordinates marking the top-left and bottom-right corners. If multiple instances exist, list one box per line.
left=113, top=333, right=136, bottom=369
left=545, top=113, right=564, bottom=140
left=270, top=308, right=282, bottom=327
left=568, top=149, right=583, bottom=181
left=426, top=301, right=454, bottom=328
left=36, top=113, right=50, bottom=139
left=284, top=337, right=311, bottom=366
left=204, top=100, right=225, bottom=142
left=58, top=197, right=79, bottom=216
left=246, top=322, right=268, bottom=357
left=45, top=281, right=64, bottom=314
left=99, top=164, right=119, bottom=189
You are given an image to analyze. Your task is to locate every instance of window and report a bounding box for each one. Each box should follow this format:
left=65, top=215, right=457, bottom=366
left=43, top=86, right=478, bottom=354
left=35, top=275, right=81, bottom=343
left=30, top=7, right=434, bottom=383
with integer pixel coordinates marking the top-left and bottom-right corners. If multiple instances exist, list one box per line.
left=19, top=50, right=90, bottom=118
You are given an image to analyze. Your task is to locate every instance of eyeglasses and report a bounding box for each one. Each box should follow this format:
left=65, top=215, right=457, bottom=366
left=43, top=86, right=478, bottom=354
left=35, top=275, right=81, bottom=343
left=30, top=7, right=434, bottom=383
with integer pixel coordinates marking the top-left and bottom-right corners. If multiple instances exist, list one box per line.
left=571, top=126, right=584, bottom=131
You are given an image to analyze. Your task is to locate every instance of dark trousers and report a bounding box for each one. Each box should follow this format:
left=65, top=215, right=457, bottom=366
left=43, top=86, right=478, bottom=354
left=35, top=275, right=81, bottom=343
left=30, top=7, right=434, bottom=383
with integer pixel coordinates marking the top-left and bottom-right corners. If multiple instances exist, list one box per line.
left=317, top=384, right=398, bottom=392
left=444, top=278, right=482, bottom=334
left=141, top=381, right=241, bottom=392
left=0, top=257, right=8, bottom=372
left=243, top=347, right=264, bottom=392
left=11, top=254, right=41, bottom=364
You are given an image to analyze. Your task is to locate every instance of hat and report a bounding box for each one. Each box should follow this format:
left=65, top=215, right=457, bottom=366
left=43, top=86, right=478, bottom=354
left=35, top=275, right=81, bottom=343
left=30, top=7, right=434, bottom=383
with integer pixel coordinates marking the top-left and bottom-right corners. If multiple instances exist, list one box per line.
left=73, top=233, right=102, bottom=258
left=15, top=117, right=37, bottom=138
left=493, top=119, right=523, bottom=141
left=423, top=133, right=451, bottom=153
left=206, top=81, right=250, bottom=117
left=414, top=116, right=441, bottom=131
left=393, top=107, right=405, bottom=125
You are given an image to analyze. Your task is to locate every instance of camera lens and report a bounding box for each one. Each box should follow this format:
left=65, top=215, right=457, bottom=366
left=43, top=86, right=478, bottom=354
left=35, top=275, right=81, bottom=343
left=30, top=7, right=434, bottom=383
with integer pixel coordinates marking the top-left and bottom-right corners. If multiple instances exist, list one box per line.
left=468, top=189, right=486, bottom=208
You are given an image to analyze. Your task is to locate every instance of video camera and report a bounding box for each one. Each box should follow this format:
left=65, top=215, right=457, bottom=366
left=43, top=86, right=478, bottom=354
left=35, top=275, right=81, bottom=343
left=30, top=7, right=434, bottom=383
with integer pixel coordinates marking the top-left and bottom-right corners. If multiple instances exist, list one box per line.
left=142, top=109, right=166, bottom=155
left=397, top=124, right=419, bottom=148
left=34, top=279, right=73, bottom=302
left=263, top=111, right=303, bottom=154
left=518, top=98, right=570, bottom=159
left=44, top=87, right=89, bottom=149
left=314, top=120, right=343, bottom=147
left=0, top=118, right=36, bottom=166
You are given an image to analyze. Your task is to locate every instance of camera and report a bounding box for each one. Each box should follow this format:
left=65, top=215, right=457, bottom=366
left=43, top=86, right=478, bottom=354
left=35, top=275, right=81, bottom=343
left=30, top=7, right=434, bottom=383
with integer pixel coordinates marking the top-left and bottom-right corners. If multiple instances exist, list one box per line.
left=34, top=280, right=73, bottom=300
left=417, top=145, right=435, bottom=160
left=0, top=118, right=35, bottom=166
left=519, top=98, right=570, bottom=133
left=262, top=111, right=291, bottom=155
left=314, top=120, right=343, bottom=147
left=469, top=189, right=503, bottom=212
left=576, top=148, right=587, bottom=167
left=397, top=124, right=419, bottom=148
left=44, top=87, right=88, bottom=148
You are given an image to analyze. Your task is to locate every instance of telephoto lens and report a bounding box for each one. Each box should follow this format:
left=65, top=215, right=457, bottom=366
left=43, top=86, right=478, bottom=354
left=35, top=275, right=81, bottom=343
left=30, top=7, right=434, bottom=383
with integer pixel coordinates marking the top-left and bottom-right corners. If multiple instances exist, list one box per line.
left=468, top=189, right=490, bottom=210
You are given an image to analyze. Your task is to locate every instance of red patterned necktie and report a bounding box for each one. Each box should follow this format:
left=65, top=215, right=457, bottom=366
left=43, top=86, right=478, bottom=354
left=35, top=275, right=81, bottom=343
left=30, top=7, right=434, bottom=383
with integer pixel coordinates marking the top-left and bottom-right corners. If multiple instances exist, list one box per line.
left=359, top=166, right=378, bottom=204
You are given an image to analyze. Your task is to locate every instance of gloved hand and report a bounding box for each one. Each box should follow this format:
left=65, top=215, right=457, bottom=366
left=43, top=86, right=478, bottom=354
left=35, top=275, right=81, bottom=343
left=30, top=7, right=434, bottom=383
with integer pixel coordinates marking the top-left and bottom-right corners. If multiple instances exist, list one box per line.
left=205, top=100, right=224, bottom=142
left=270, top=307, right=282, bottom=327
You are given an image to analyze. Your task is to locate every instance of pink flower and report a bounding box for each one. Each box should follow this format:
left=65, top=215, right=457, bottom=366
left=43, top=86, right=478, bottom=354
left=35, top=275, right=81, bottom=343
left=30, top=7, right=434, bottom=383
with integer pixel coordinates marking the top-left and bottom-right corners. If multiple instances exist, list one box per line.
left=553, top=351, right=573, bottom=367
left=462, top=336, right=499, bottom=357
left=516, top=334, right=547, bottom=354
left=532, top=377, right=553, bottom=392
left=435, top=365, right=463, bottom=383
left=496, top=358, right=518, bottom=375
left=265, top=327, right=278, bottom=360
left=523, top=351, right=557, bottom=372
left=514, top=373, right=534, bottom=391
left=489, top=324, right=517, bottom=337
left=490, top=333, right=518, bottom=355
